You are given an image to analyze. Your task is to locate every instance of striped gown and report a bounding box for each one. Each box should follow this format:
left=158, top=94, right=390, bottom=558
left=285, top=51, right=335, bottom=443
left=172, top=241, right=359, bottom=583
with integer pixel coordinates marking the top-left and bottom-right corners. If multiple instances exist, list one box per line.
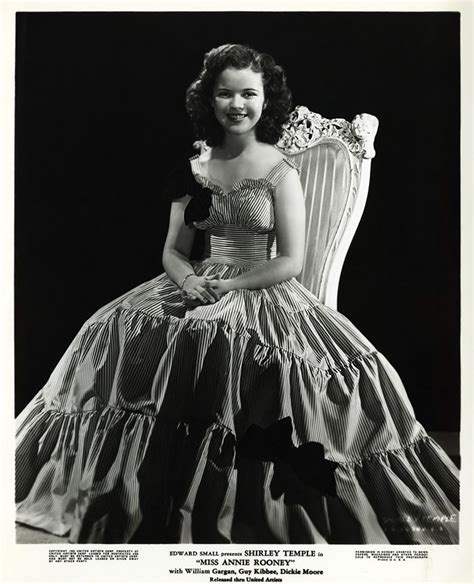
left=15, top=156, right=459, bottom=544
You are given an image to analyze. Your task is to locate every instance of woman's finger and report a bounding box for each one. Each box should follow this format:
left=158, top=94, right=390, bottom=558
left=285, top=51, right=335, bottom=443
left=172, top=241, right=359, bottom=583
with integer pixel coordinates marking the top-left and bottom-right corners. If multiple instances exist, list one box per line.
left=193, top=291, right=208, bottom=303
left=185, top=288, right=202, bottom=301
left=198, top=284, right=219, bottom=301
left=200, top=288, right=216, bottom=303
left=202, top=283, right=220, bottom=300
left=183, top=296, right=199, bottom=308
left=206, top=282, right=223, bottom=294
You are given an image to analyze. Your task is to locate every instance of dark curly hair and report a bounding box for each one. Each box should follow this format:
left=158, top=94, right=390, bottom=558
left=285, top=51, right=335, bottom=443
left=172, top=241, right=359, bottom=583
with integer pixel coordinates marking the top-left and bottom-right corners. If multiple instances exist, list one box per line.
left=186, top=44, right=293, bottom=146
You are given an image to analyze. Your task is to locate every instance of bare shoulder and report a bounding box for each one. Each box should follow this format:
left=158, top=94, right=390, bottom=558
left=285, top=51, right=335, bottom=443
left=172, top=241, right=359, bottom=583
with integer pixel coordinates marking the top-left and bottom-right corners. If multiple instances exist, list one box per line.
left=275, top=166, right=303, bottom=190
left=274, top=158, right=303, bottom=197
left=258, top=143, right=285, bottom=163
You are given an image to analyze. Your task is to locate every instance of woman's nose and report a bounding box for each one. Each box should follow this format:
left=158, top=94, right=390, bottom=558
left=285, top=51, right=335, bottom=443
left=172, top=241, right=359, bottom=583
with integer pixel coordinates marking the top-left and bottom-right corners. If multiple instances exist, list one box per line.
left=230, top=95, right=244, bottom=109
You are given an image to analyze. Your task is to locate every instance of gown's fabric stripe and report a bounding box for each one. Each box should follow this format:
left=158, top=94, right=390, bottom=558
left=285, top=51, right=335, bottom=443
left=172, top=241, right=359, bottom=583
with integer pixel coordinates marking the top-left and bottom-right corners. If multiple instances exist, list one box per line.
left=15, top=155, right=459, bottom=544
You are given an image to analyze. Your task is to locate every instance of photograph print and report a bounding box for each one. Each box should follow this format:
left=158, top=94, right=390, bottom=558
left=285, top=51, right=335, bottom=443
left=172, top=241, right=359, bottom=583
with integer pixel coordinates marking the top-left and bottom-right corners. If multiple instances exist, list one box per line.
left=14, top=11, right=460, bottom=544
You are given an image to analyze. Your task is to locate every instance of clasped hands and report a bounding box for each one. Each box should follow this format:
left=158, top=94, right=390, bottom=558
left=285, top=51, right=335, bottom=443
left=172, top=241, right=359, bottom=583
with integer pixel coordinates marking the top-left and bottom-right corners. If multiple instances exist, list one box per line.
left=181, top=274, right=232, bottom=307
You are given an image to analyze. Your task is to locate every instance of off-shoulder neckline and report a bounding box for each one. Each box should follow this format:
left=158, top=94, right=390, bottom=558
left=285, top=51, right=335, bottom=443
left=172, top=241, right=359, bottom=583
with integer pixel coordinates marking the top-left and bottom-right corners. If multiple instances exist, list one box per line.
left=189, top=154, right=298, bottom=196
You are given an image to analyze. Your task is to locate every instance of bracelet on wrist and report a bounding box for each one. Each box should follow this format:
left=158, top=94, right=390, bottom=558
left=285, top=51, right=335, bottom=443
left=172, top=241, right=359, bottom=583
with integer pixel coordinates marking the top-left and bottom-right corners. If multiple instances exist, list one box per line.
left=180, top=272, right=196, bottom=289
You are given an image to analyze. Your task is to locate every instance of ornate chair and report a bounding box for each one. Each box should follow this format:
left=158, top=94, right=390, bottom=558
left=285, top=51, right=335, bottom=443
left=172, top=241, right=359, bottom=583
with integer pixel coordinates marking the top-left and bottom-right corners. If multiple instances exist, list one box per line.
left=277, top=106, right=379, bottom=309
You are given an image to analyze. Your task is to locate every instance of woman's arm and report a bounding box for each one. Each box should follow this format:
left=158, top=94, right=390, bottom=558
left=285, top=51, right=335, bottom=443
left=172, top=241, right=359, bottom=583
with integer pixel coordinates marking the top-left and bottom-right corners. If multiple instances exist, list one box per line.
left=162, top=197, right=217, bottom=303
left=162, top=196, right=196, bottom=284
left=207, top=169, right=306, bottom=294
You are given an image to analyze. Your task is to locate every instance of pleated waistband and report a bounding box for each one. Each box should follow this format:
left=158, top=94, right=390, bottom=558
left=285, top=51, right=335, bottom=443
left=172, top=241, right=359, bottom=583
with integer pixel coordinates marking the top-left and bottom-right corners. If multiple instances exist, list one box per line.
left=202, top=226, right=277, bottom=266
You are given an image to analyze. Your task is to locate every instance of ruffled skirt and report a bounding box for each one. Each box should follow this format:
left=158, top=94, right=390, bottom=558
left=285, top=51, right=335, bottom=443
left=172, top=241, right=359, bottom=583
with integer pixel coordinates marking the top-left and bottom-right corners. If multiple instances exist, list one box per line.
left=16, top=260, right=459, bottom=543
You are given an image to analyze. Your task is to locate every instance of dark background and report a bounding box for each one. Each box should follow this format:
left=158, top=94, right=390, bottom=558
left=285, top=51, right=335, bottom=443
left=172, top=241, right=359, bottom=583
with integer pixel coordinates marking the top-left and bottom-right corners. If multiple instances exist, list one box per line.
left=15, top=12, right=460, bottom=431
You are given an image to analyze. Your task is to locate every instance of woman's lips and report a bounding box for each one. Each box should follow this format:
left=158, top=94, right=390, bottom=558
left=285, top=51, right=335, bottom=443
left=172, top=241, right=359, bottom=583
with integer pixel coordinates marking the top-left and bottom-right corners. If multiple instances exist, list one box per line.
left=227, top=113, right=247, bottom=122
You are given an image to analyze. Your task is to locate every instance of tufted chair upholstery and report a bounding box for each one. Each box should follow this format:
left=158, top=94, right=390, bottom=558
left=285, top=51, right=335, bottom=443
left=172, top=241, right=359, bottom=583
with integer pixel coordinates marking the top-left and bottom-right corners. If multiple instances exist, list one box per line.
left=277, top=106, right=379, bottom=309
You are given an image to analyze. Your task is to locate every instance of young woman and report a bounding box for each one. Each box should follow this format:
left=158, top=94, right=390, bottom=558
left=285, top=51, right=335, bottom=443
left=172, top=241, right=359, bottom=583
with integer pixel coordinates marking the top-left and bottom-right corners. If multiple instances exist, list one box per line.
left=16, top=44, right=459, bottom=544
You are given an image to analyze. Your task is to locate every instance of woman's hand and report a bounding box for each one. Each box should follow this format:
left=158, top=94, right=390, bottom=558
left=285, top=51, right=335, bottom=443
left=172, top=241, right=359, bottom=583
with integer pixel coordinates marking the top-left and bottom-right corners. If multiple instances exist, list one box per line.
left=203, top=274, right=233, bottom=298
left=181, top=274, right=219, bottom=306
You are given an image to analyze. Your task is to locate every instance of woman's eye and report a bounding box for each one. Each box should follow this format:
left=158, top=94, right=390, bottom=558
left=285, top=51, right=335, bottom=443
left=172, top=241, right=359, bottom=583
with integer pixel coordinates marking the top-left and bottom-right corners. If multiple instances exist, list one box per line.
left=244, top=92, right=257, bottom=98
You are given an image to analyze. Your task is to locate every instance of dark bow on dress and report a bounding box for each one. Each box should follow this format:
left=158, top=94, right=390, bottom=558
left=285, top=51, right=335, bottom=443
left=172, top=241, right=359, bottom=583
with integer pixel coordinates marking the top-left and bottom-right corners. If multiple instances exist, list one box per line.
left=163, top=159, right=213, bottom=226
left=183, top=187, right=212, bottom=226
left=236, top=417, right=338, bottom=497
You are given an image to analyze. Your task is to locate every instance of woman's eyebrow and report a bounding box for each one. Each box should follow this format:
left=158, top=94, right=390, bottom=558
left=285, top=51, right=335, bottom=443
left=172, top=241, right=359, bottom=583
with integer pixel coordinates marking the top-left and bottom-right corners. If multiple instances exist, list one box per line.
left=215, top=86, right=261, bottom=92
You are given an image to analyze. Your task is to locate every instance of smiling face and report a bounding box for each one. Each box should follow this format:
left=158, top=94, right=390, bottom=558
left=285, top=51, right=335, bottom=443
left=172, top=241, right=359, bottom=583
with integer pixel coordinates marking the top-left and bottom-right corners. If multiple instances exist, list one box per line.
left=211, top=67, right=265, bottom=139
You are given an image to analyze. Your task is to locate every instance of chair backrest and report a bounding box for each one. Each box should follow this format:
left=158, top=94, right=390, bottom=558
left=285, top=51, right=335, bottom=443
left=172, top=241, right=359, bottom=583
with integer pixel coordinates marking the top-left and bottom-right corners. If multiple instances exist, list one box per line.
left=277, top=106, right=379, bottom=309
